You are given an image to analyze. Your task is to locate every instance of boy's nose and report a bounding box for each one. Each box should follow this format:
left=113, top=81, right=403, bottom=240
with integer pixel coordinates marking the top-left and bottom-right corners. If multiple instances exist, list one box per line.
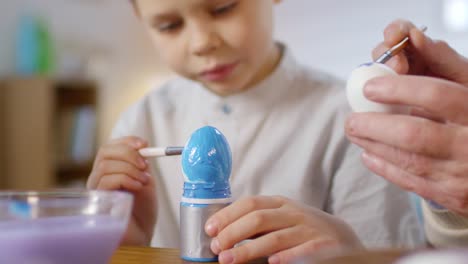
left=189, top=22, right=222, bottom=56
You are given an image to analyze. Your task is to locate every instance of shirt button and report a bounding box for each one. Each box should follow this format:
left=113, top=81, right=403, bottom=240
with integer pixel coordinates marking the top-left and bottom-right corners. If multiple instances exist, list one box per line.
left=221, top=104, right=232, bottom=115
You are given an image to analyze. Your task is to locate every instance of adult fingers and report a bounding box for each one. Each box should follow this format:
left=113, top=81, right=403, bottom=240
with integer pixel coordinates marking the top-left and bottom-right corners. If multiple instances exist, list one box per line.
left=372, top=42, right=409, bottom=74
left=409, top=107, right=446, bottom=123
left=347, top=135, right=442, bottom=180
left=371, top=19, right=417, bottom=74
left=360, top=151, right=468, bottom=216
left=382, top=19, right=416, bottom=46
left=364, top=75, right=468, bottom=125
left=346, top=113, right=463, bottom=159
left=408, top=28, right=468, bottom=85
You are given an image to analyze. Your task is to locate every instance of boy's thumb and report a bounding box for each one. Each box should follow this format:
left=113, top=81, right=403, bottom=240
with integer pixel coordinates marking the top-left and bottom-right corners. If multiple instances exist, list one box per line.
left=411, top=28, right=468, bottom=85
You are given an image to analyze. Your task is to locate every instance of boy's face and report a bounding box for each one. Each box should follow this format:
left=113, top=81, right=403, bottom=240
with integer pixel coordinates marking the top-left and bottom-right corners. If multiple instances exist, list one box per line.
left=134, top=0, right=280, bottom=96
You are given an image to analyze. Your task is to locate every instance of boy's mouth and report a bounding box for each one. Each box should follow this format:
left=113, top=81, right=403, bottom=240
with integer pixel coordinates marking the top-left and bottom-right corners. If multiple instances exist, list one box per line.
left=200, top=62, right=239, bottom=82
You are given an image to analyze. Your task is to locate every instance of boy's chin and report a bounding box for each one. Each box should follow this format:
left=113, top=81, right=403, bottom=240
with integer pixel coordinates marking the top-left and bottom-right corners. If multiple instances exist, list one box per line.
left=202, top=81, right=247, bottom=97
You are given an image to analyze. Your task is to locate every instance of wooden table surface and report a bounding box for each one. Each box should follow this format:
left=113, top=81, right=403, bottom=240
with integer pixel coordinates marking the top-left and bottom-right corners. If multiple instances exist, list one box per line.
left=111, top=247, right=184, bottom=264
left=110, top=247, right=406, bottom=264
left=111, top=247, right=267, bottom=264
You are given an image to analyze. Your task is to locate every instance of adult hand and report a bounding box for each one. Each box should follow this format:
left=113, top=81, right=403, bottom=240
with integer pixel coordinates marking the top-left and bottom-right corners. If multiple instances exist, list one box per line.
left=345, top=19, right=468, bottom=217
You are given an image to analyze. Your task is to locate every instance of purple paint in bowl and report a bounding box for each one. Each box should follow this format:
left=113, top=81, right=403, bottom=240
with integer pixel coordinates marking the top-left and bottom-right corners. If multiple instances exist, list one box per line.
left=0, top=190, right=133, bottom=264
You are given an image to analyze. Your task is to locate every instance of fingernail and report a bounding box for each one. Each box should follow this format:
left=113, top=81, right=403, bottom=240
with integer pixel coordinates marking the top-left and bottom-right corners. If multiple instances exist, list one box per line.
left=399, top=23, right=410, bottom=34
left=211, top=238, right=221, bottom=254
left=219, top=250, right=234, bottom=264
left=269, top=255, right=280, bottom=264
left=364, top=81, right=378, bottom=99
left=205, top=219, right=218, bottom=236
left=140, top=172, right=151, bottom=183
left=362, top=152, right=382, bottom=169
left=138, top=158, right=146, bottom=168
left=346, top=117, right=357, bottom=135
left=136, top=139, right=148, bottom=148
left=134, top=141, right=143, bottom=148
left=132, top=180, right=143, bottom=189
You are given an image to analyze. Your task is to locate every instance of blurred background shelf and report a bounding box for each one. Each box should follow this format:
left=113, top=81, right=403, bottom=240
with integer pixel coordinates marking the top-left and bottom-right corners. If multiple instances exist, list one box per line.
left=0, top=78, right=98, bottom=190
left=56, top=162, right=94, bottom=187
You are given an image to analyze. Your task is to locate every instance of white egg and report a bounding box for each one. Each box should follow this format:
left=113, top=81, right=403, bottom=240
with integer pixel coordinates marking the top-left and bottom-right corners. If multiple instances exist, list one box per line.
left=395, top=249, right=468, bottom=264
left=346, top=62, right=408, bottom=113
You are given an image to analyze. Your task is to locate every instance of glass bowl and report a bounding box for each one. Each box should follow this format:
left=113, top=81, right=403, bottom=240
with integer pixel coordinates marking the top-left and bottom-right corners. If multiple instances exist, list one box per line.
left=0, top=190, right=133, bottom=264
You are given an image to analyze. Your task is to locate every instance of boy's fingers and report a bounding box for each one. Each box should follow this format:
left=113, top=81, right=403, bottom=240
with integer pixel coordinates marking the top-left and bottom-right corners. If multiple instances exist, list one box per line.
left=108, top=136, right=148, bottom=149
left=95, top=144, right=148, bottom=171
left=212, top=208, right=296, bottom=254
left=270, top=238, right=340, bottom=264
left=87, top=158, right=149, bottom=189
left=205, top=196, right=285, bottom=237
left=95, top=160, right=150, bottom=184
left=218, top=226, right=311, bottom=264
left=96, top=174, right=144, bottom=192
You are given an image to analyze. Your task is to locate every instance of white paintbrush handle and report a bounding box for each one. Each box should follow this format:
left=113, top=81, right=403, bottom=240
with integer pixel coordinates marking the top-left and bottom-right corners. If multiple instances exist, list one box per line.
left=139, top=147, right=184, bottom=157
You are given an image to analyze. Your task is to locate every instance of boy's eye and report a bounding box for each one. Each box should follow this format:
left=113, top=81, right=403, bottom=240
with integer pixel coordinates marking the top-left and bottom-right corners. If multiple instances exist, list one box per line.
left=157, top=20, right=183, bottom=33
left=212, top=1, right=238, bottom=16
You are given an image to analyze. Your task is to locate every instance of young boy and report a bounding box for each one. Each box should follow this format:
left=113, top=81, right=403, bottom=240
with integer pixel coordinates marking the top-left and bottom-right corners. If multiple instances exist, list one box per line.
left=87, top=1, right=423, bottom=263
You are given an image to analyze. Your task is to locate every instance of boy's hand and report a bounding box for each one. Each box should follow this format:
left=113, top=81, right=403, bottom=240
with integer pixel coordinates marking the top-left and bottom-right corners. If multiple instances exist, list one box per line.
left=205, top=196, right=362, bottom=264
left=346, top=19, right=468, bottom=217
left=87, top=136, right=157, bottom=245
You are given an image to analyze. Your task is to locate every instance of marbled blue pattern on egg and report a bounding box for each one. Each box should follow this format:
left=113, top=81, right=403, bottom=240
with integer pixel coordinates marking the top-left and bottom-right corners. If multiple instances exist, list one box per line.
left=182, top=126, right=232, bottom=186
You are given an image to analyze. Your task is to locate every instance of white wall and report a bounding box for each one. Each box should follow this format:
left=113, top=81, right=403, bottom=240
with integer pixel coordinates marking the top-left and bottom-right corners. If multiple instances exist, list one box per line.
left=0, top=0, right=467, bottom=144
left=274, top=0, right=468, bottom=79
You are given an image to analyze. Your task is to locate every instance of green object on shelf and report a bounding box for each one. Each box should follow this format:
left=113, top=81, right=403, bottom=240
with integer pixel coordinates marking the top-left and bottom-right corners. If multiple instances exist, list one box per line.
left=36, top=18, right=55, bottom=75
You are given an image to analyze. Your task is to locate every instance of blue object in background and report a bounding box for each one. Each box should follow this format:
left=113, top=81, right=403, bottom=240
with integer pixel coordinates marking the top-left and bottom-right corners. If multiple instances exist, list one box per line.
left=16, top=15, right=39, bottom=75
left=409, top=193, right=424, bottom=225
left=8, top=201, right=31, bottom=219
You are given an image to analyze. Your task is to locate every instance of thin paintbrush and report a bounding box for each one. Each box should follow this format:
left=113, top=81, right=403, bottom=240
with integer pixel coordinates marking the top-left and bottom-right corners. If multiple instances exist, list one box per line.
left=375, top=26, right=428, bottom=64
